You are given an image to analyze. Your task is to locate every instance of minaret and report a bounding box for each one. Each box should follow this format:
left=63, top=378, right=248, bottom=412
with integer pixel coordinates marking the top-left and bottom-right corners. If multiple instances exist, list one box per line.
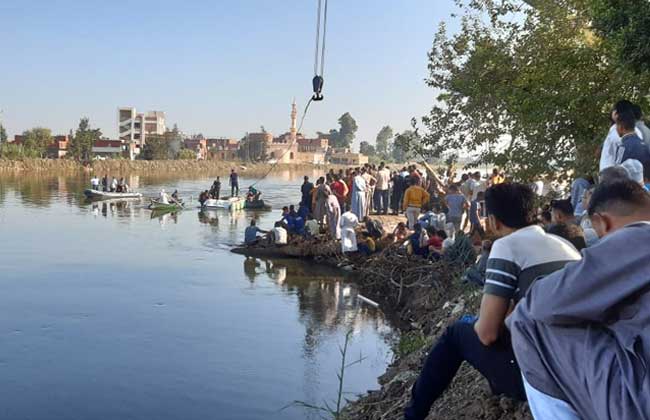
left=290, top=98, right=298, bottom=140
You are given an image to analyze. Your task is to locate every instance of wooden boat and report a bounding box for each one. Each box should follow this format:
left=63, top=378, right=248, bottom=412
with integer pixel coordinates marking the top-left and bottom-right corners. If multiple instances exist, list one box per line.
left=231, top=241, right=340, bottom=259
left=84, top=189, right=142, bottom=200
left=244, top=199, right=271, bottom=211
left=148, top=200, right=184, bottom=211
left=202, top=196, right=245, bottom=211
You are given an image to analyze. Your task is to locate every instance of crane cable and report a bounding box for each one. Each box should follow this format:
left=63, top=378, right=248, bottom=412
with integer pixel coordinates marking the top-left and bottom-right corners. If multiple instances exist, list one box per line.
left=312, top=0, right=328, bottom=101
left=247, top=0, right=329, bottom=187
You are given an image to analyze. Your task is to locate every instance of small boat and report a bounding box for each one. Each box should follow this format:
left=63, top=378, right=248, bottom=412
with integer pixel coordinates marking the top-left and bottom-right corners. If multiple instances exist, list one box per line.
left=148, top=200, right=184, bottom=211
left=84, top=189, right=143, bottom=200
left=202, top=196, right=245, bottom=211
left=244, top=199, right=272, bottom=211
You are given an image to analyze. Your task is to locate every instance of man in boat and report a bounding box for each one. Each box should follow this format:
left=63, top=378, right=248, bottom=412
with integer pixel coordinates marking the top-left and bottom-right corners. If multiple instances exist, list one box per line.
left=90, top=176, right=100, bottom=190
left=101, top=175, right=108, bottom=192
left=244, top=219, right=267, bottom=245
left=110, top=177, right=118, bottom=192
left=246, top=186, right=261, bottom=202
left=210, top=177, right=221, bottom=199
left=159, top=189, right=170, bottom=204
left=199, top=190, right=209, bottom=206
left=230, top=169, right=239, bottom=197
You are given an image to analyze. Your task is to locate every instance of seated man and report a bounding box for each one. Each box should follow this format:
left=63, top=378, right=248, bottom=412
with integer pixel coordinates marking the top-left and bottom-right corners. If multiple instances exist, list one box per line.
left=244, top=219, right=266, bottom=245
left=405, top=183, right=581, bottom=420
left=550, top=198, right=577, bottom=225
left=509, top=179, right=650, bottom=420
left=271, top=222, right=288, bottom=246
left=546, top=222, right=587, bottom=251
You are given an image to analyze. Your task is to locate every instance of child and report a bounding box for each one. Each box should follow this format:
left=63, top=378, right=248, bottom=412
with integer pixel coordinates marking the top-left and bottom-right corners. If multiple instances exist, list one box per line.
left=393, top=222, right=409, bottom=243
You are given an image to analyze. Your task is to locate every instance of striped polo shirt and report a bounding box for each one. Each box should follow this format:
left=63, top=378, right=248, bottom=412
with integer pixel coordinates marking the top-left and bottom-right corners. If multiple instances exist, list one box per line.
left=484, top=225, right=582, bottom=302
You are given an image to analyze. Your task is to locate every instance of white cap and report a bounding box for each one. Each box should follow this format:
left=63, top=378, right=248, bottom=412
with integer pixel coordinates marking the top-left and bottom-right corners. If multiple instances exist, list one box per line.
left=620, top=159, right=644, bottom=184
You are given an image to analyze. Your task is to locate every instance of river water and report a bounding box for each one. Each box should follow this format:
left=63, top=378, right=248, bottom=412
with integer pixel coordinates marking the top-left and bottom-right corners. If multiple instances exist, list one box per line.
left=0, top=170, right=394, bottom=420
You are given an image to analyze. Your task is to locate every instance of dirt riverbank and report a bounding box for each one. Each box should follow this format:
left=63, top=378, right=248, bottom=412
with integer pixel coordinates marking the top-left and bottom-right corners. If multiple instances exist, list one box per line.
left=0, top=158, right=335, bottom=177
left=324, top=241, right=532, bottom=420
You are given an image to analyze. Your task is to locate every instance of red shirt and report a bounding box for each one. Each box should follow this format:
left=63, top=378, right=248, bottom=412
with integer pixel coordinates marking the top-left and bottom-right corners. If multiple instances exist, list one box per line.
left=428, top=235, right=443, bottom=250
left=331, top=181, right=347, bottom=198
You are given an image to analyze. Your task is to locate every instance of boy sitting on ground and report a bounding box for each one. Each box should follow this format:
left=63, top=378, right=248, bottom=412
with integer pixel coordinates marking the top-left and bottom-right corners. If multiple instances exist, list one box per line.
left=405, top=183, right=581, bottom=420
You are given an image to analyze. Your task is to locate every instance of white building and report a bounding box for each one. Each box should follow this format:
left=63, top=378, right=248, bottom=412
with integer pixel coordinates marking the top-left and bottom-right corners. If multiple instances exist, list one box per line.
left=118, top=107, right=166, bottom=159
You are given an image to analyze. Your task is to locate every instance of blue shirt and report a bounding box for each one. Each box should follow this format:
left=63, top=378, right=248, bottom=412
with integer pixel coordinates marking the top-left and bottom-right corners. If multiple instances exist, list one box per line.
left=570, top=178, right=591, bottom=217
left=446, top=193, right=466, bottom=218
left=244, top=226, right=262, bottom=244
left=621, top=133, right=650, bottom=169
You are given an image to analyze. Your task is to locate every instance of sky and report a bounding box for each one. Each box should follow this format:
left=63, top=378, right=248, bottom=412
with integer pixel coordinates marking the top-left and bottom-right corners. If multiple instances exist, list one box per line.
left=0, top=0, right=460, bottom=148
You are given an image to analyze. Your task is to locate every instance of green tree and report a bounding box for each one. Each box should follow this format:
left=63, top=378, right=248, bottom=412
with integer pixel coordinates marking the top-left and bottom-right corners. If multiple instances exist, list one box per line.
left=142, top=125, right=183, bottom=160
left=392, top=131, right=413, bottom=163
left=590, top=0, right=650, bottom=74
left=0, top=124, right=7, bottom=144
left=359, top=141, right=376, bottom=156
left=328, top=113, right=358, bottom=148
left=69, top=118, right=102, bottom=160
left=375, top=125, right=393, bottom=158
left=22, top=127, right=52, bottom=157
left=409, top=0, right=650, bottom=182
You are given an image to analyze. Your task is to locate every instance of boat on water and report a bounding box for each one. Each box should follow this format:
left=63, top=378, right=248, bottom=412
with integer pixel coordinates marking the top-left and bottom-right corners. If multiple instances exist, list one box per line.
left=84, top=189, right=143, bottom=200
left=244, top=199, right=272, bottom=211
left=148, top=199, right=184, bottom=211
left=202, top=196, right=245, bottom=211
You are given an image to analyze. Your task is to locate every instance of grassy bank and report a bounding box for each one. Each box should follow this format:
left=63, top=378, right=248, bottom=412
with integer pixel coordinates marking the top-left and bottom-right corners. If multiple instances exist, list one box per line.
left=0, top=158, right=334, bottom=177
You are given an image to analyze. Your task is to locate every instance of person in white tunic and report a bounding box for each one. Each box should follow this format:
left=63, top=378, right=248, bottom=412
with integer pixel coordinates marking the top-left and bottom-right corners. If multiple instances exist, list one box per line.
left=340, top=208, right=359, bottom=253
left=351, top=173, right=367, bottom=220
left=159, top=189, right=169, bottom=204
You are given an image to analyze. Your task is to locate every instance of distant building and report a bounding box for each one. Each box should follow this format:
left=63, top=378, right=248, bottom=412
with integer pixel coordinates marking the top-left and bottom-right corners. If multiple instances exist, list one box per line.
left=92, top=139, right=124, bottom=158
left=206, top=138, right=239, bottom=160
left=328, top=148, right=369, bottom=166
left=183, top=138, right=207, bottom=160
left=12, top=134, right=69, bottom=158
left=118, top=107, right=166, bottom=159
left=244, top=101, right=330, bottom=164
left=47, top=135, right=69, bottom=158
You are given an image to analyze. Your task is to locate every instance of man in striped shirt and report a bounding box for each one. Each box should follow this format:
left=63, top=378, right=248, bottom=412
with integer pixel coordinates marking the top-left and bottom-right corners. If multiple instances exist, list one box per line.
left=405, top=183, right=581, bottom=420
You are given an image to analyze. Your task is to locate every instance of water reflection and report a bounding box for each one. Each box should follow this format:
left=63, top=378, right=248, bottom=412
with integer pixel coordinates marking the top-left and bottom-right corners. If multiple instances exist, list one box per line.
left=0, top=171, right=393, bottom=420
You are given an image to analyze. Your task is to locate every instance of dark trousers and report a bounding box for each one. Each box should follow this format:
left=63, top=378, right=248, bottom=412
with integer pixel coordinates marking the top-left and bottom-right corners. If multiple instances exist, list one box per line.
left=391, top=190, right=403, bottom=214
left=373, top=189, right=389, bottom=214
left=231, top=183, right=239, bottom=197
left=404, top=320, right=525, bottom=420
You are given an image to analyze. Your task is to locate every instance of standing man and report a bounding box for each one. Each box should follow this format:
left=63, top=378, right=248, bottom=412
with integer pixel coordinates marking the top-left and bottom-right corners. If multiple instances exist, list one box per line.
left=230, top=168, right=239, bottom=197
left=301, top=176, right=314, bottom=212
left=374, top=162, right=391, bottom=215
left=599, top=100, right=642, bottom=171
left=351, top=170, right=367, bottom=220
left=330, top=174, right=349, bottom=209
left=361, top=168, right=376, bottom=217
left=618, top=108, right=650, bottom=172
left=402, top=178, right=430, bottom=229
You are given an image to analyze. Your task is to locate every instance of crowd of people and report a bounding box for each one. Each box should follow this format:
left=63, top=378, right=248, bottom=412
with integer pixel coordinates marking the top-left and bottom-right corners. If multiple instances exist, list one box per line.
left=404, top=99, right=650, bottom=420
left=243, top=98, right=650, bottom=420
left=90, top=175, right=130, bottom=193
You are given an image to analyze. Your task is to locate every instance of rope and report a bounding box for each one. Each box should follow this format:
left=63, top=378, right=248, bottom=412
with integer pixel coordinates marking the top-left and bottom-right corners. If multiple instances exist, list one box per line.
left=248, top=97, right=314, bottom=188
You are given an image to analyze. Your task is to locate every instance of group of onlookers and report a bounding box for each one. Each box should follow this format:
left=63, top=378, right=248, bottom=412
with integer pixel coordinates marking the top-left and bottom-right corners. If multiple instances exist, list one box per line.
left=406, top=99, right=650, bottom=420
